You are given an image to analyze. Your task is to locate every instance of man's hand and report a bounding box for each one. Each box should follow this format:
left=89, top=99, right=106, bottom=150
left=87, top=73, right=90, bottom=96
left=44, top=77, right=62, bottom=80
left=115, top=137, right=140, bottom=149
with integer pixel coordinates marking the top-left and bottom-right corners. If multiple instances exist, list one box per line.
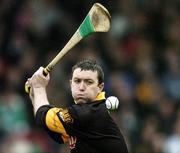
left=27, top=67, right=50, bottom=89
left=26, top=67, right=50, bottom=115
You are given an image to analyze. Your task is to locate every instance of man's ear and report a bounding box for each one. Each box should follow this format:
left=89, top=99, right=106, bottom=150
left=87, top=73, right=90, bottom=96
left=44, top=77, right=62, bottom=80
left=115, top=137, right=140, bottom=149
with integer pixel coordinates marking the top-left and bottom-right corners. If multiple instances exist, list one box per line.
left=69, top=80, right=72, bottom=86
left=98, top=83, right=104, bottom=92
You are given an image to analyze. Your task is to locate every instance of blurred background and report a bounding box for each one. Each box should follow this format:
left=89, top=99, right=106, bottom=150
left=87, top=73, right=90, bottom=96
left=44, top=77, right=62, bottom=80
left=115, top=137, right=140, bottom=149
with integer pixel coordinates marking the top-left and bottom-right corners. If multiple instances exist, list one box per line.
left=0, top=0, right=180, bottom=153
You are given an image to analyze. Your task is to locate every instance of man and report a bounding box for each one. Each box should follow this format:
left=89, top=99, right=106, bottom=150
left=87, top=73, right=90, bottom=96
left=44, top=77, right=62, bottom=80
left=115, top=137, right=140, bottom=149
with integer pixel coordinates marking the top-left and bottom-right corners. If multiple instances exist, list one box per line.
left=27, top=59, right=129, bottom=153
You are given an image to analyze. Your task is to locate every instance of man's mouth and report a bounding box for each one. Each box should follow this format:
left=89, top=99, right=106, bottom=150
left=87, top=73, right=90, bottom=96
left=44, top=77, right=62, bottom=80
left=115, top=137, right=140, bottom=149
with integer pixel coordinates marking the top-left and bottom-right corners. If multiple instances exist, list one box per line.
left=77, top=96, right=86, bottom=100
left=75, top=94, right=88, bottom=103
left=77, top=94, right=85, bottom=98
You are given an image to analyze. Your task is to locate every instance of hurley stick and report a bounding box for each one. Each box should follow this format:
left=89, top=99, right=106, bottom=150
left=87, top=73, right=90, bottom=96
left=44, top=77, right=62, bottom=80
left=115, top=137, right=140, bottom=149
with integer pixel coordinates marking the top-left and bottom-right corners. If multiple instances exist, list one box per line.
left=25, top=3, right=111, bottom=93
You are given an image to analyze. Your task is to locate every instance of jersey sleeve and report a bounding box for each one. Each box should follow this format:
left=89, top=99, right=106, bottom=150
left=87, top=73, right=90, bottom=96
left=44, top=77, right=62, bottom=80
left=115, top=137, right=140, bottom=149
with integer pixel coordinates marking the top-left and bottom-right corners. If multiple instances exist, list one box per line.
left=35, top=105, right=70, bottom=143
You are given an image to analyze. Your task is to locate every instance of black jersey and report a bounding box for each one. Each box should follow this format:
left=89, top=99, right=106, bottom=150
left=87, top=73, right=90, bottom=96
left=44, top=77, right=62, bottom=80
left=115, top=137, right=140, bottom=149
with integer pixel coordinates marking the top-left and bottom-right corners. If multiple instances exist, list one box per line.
left=36, top=92, right=129, bottom=153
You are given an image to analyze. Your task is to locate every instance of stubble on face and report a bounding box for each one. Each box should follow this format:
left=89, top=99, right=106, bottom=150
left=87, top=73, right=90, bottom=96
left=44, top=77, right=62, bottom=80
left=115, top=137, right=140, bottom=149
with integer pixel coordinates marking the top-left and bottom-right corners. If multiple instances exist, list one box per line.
left=70, top=69, right=102, bottom=104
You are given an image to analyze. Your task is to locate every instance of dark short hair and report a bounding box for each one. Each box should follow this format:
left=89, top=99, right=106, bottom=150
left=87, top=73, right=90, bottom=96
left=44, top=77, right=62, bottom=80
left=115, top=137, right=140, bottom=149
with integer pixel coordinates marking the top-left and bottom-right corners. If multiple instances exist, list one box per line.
left=71, top=59, right=104, bottom=84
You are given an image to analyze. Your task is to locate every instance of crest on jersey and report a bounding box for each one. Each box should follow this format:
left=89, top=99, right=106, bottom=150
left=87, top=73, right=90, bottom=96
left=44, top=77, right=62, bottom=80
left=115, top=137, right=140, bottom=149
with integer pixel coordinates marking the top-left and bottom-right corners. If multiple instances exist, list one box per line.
left=58, top=109, right=73, bottom=124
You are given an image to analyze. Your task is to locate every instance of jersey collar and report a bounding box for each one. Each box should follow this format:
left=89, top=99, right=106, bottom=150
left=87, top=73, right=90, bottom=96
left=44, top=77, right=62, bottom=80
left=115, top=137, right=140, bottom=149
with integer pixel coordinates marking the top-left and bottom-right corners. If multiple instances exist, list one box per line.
left=94, top=92, right=106, bottom=101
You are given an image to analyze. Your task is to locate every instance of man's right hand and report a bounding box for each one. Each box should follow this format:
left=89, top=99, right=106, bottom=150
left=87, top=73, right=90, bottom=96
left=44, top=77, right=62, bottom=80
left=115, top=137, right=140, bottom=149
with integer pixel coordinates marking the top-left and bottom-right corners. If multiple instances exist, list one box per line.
left=27, top=67, right=50, bottom=89
left=26, top=67, right=50, bottom=114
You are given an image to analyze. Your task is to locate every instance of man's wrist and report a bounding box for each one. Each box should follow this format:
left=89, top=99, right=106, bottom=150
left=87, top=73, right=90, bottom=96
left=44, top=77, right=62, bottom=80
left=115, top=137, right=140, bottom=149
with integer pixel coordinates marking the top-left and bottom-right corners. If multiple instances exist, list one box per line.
left=33, top=87, right=46, bottom=93
left=32, top=87, right=49, bottom=114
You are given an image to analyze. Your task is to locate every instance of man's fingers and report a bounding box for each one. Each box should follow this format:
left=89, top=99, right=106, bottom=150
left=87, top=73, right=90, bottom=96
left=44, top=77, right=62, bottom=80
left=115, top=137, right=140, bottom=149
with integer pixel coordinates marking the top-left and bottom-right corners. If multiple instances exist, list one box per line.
left=34, top=67, right=49, bottom=79
left=27, top=66, right=50, bottom=88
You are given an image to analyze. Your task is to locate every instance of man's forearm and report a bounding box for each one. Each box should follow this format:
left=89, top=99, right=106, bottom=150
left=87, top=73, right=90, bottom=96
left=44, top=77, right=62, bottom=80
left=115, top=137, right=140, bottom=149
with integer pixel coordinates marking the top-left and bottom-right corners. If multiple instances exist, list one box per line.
left=32, top=87, right=49, bottom=115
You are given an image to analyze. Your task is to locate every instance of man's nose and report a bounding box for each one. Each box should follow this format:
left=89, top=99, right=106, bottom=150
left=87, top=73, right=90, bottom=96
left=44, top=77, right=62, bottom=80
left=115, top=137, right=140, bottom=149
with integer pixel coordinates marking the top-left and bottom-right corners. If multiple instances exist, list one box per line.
left=79, top=82, right=86, bottom=90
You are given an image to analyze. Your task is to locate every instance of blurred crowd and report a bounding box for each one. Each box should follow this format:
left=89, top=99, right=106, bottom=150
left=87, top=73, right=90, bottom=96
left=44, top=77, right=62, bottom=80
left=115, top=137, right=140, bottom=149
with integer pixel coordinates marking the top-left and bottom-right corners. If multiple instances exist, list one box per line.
left=0, top=0, right=180, bottom=153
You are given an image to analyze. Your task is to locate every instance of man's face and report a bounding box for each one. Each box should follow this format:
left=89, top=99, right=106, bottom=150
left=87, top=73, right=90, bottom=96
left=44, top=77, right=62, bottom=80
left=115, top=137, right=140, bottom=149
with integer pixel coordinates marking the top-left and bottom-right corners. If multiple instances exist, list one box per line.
left=70, top=68, right=104, bottom=104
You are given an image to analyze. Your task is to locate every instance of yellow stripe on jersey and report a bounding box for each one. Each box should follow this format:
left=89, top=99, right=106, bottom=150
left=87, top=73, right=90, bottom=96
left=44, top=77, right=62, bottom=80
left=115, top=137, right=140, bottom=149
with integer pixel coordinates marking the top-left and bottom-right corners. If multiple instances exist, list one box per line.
left=45, top=108, right=69, bottom=143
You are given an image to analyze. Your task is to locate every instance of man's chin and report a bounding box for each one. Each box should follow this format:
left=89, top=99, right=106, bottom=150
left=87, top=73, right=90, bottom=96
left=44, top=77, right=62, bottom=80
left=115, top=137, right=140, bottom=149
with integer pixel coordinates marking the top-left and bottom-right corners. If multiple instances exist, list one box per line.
left=76, top=98, right=88, bottom=104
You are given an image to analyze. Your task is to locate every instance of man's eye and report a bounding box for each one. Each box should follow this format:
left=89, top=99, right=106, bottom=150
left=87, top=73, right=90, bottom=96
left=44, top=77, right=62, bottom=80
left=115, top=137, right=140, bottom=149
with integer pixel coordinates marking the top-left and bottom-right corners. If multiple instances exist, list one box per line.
left=74, top=79, right=81, bottom=83
left=86, top=80, right=93, bottom=85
